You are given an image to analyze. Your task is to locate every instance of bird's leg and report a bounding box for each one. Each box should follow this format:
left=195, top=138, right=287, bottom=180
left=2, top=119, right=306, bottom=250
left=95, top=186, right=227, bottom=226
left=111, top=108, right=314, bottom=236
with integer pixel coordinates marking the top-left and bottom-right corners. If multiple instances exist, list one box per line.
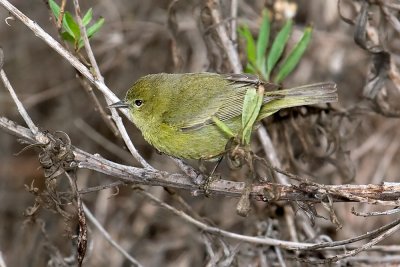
left=200, top=156, right=223, bottom=196
left=199, top=137, right=239, bottom=196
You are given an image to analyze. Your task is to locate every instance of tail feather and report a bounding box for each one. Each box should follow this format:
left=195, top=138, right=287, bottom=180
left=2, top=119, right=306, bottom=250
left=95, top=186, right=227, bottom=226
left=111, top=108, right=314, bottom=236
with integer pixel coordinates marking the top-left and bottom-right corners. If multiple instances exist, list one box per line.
left=259, top=82, right=338, bottom=119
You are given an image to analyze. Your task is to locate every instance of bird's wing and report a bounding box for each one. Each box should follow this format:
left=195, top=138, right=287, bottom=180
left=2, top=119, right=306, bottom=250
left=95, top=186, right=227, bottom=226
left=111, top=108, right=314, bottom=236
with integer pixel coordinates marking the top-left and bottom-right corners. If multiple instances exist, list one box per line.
left=214, top=74, right=281, bottom=122
left=162, top=73, right=281, bottom=131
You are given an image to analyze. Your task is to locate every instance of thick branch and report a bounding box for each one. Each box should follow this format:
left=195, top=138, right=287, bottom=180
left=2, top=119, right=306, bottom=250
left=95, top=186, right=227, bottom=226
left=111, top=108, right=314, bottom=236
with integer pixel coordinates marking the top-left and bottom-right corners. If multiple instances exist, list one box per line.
left=2, top=116, right=400, bottom=205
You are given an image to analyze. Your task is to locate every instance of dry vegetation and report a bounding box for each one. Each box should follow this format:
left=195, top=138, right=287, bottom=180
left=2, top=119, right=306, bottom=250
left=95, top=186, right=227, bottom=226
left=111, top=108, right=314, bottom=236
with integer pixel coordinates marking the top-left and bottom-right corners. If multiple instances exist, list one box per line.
left=1, top=0, right=400, bottom=266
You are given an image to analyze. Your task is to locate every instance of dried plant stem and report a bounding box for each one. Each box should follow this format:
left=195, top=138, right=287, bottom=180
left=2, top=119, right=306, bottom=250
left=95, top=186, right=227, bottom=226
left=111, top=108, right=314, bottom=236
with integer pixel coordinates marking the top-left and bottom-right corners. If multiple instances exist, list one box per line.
left=0, top=69, right=38, bottom=135
left=72, top=0, right=152, bottom=169
left=0, top=0, right=152, bottom=169
left=206, top=0, right=242, bottom=73
left=83, top=204, right=144, bottom=267
left=135, top=188, right=314, bottom=249
left=3, top=116, right=400, bottom=205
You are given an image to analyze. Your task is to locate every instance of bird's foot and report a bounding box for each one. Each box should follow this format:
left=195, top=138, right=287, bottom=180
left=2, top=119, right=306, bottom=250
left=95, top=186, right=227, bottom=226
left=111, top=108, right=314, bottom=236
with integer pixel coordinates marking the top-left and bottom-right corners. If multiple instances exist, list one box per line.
left=200, top=173, right=221, bottom=197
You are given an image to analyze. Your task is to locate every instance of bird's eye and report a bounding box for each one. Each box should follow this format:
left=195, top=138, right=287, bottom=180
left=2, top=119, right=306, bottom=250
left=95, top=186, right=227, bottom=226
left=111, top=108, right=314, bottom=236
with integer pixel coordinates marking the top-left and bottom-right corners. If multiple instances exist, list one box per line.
left=134, top=99, right=143, bottom=107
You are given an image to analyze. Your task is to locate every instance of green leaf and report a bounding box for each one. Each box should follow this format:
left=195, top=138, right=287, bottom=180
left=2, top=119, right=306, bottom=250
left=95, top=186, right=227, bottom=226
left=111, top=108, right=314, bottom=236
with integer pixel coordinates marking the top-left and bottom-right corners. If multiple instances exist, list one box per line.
left=49, top=0, right=60, bottom=18
left=244, top=63, right=256, bottom=74
left=77, top=39, right=84, bottom=50
left=63, top=11, right=80, bottom=40
left=274, top=26, right=313, bottom=83
left=61, top=32, right=75, bottom=43
left=82, top=8, right=93, bottom=26
left=238, top=25, right=256, bottom=65
left=256, top=9, right=270, bottom=69
left=49, top=0, right=71, bottom=39
left=212, top=116, right=235, bottom=138
left=266, top=19, right=293, bottom=79
left=86, top=17, right=105, bottom=38
left=241, top=87, right=263, bottom=144
left=259, top=56, right=267, bottom=80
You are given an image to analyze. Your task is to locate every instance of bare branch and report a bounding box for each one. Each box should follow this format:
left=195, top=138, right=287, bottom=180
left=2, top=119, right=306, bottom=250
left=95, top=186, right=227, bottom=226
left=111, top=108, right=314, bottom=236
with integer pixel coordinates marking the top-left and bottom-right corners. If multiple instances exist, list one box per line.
left=3, top=116, right=400, bottom=206
left=83, top=204, right=144, bottom=267
left=71, top=0, right=153, bottom=170
left=0, top=58, right=38, bottom=135
left=0, top=0, right=153, bottom=169
left=204, top=0, right=242, bottom=73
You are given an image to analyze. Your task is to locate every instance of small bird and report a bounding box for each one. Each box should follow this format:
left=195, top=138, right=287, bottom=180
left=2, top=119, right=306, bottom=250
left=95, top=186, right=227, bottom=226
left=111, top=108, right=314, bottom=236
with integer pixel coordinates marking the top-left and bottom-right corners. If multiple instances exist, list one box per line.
left=111, top=73, right=337, bottom=160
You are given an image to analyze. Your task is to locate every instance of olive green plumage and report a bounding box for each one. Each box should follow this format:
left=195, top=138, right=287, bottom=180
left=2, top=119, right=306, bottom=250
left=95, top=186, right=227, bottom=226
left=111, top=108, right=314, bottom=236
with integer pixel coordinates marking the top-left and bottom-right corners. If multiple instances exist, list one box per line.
left=122, top=73, right=337, bottom=159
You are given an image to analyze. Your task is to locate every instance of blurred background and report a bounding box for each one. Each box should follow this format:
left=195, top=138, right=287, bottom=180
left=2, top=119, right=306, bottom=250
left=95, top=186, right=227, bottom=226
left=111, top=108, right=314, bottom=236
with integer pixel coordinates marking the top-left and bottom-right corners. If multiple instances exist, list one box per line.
left=1, top=0, right=400, bottom=266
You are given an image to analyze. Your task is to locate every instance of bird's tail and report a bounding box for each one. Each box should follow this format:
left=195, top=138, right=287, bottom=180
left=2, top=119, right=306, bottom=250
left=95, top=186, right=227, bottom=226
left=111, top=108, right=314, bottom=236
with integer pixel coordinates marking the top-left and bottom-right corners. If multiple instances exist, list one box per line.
left=259, top=82, right=338, bottom=119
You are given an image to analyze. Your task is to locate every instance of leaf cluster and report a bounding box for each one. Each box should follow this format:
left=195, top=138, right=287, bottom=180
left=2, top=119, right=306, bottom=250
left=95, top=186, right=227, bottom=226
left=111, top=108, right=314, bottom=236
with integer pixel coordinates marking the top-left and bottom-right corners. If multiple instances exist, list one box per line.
left=49, top=0, right=104, bottom=50
left=238, top=9, right=313, bottom=144
left=239, top=9, right=312, bottom=83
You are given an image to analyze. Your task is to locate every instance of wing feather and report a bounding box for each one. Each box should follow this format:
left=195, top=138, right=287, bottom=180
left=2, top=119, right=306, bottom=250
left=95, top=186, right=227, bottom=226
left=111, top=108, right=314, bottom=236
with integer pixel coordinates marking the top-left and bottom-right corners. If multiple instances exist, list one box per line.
left=161, top=73, right=282, bottom=131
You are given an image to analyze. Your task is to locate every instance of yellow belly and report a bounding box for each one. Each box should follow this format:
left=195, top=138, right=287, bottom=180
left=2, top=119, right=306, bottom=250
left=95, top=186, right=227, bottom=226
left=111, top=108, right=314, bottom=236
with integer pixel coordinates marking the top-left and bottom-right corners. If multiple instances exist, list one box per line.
left=143, top=118, right=242, bottom=160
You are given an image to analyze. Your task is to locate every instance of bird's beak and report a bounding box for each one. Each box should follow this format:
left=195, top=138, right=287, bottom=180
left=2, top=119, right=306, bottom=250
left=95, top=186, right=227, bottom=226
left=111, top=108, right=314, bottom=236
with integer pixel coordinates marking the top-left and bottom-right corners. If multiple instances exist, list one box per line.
left=109, top=100, right=129, bottom=109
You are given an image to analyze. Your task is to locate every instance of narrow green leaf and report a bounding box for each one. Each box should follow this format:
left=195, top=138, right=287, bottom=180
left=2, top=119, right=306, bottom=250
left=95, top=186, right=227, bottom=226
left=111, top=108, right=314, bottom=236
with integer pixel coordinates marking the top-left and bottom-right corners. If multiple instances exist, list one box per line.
left=212, top=116, right=235, bottom=138
left=266, top=19, right=293, bottom=79
left=241, top=87, right=263, bottom=144
left=244, top=63, right=256, bottom=74
left=77, top=39, right=84, bottom=50
left=63, top=12, right=80, bottom=40
left=82, top=8, right=93, bottom=26
left=259, top=56, right=267, bottom=81
left=274, top=26, right=313, bottom=83
left=48, top=0, right=60, bottom=18
left=238, top=25, right=256, bottom=65
left=256, top=9, right=270, bottom=68
left=48, top=0, right=70, bottom=38
left=86, top=17, right=105, bottom=38
left=61, top=32, right=75, bottom=43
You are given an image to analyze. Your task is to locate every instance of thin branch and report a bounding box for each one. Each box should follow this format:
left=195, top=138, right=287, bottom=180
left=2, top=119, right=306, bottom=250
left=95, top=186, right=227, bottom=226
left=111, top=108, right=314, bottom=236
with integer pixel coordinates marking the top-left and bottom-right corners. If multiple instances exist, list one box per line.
left=230, top=0, right=238, bottom=43
left=352, top=207, right=400, bottom=217
left=0, top=0, right=115, bottom=101
left=343, top=255, right=400, bottom=264
left=0, top=66, right=38, bottom=135
left=65, top=171, right=87, bottom=266
left=302, top=217, right=400, bottom=251
left=0, top=0, right=153, bottom=169
left=82, top=204, right=144, bottom=267
left=79, top=181, right=124, bottom=195
left=306, top=218, right=400, bottom=264
left=71, top=0, right=153, bottom=170
left=257, top=126, right=290, bottom=185
left=206, top=0, right=242, bottom=73
left=3, top=116, right=400, bottom=205
left=135, top=188, right=314, bottom=250
left=171, top=157, right=204, bottom=185
left=72, top=0, right=103, bottom=82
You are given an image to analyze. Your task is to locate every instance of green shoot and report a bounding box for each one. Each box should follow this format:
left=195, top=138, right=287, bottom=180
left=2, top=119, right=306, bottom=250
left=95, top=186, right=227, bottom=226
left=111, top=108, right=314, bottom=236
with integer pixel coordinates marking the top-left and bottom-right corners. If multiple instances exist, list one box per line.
left=237, top=9, right=313, bottom=146
left=48, top=0, right=104, bottom=50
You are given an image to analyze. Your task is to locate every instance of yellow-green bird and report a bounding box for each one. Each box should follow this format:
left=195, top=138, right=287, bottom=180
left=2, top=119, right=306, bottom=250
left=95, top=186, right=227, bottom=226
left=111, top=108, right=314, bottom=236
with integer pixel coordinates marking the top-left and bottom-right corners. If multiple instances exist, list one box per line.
left=111, top=73, right=337, bottom=160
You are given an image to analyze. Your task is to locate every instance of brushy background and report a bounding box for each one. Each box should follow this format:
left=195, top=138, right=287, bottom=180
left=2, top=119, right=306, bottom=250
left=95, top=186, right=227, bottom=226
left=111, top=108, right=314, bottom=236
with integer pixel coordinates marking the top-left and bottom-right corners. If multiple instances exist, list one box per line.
left=1, top=0, right=400, bottom=266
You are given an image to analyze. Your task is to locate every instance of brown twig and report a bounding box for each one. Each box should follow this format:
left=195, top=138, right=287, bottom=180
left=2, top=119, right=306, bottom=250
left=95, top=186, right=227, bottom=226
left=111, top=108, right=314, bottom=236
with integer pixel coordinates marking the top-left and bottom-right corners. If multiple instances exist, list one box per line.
left=29, top=0, right=152, bottom=168
left=83, top=204, right=144, bottom=267
left=71, top=0, right=152, bottom=169
left=204, top=0, right=242, bottom=73
left=64, top=171, right=87, bottom=267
